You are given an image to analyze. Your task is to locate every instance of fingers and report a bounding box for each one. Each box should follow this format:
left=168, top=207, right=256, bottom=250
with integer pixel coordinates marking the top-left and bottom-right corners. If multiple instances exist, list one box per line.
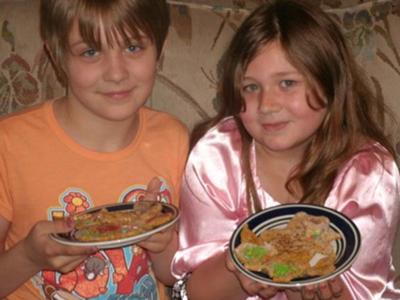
left=27, top=220, right=96, bottom=258
left=56, top=255, right=89, bottom=273
left=147, top=177, right=162, bottom=192
left=224, top=253, right=279, bottom=299
left=239, top=276, right=279, bottom=298
left=257, top=285, right=279, bottom=299
left=301, top=278, right=344, bottom=300
left=317, top=278, right=343, bottom=299
left=143, top=177, right=162, bottom=201
left=317, top=282, right=332, bottom=300
left=302, top=285, right=317, bottom=300
left=328, top=278, right=343, bottom=298
left=32, top=219, right=73, bottom=236
left=56, top=244, right=97, bottom=256
left=50, top=218, right=75, bottom=233
left=225, top=253, right=236, bottom=272
left=137, top=228, right=173, bottom=253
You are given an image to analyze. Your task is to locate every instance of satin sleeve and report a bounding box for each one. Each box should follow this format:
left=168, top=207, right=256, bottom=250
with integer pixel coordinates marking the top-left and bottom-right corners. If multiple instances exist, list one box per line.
left=326, top=145, right=400, bottom=299
left=171, top=119, right=250, bottom=278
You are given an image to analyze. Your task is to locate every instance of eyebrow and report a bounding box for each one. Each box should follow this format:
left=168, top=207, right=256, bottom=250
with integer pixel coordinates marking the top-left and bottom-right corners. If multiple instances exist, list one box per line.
left=69, top=39, right=89, bottom=48
left=243, top=70, right=301, bottom=80
left=69, top=35, right=150, bottom=49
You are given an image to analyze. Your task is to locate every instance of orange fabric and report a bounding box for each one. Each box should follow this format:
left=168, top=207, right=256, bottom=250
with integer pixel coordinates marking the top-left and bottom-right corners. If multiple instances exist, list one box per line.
left=0, top=100, right=189, bottom=300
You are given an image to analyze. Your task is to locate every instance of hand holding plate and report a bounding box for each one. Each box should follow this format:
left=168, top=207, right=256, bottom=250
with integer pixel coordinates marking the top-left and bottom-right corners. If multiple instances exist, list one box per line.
left=225, top=250, right=280, bottom=298
left=137, top=224, right=176, bottom=253
left=24, top=219, right=96, bottom=273
left=310, top=277, right=343, bottom=299
left=137, top=177, right=176, bottom=253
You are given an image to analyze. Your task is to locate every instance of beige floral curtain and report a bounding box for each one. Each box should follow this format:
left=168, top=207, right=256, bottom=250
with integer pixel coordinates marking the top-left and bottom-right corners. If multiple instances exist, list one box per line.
left=0, top=0, right=399, bottom=150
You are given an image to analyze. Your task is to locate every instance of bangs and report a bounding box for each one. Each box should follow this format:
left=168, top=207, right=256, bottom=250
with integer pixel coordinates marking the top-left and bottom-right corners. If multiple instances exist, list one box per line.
left=72, top=1, right=153, bottom=49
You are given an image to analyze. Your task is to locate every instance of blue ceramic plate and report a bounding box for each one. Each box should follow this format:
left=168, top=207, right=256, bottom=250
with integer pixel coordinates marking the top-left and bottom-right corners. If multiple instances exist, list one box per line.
left=50, top=202, right=179, bottom=249
left=229, top=204, right=361, bottom=287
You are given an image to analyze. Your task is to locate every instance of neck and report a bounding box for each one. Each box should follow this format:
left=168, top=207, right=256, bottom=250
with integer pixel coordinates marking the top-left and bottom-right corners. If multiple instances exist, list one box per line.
left=53, top=98, right=139, bottom=152
left=255, top=142, right=304, bottom=203
left=255, top=142, right=304, bottom=172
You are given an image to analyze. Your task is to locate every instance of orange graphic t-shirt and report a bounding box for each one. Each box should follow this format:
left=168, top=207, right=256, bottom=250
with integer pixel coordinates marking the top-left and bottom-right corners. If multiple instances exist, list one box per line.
left=0, top=100, right=189, bottom=300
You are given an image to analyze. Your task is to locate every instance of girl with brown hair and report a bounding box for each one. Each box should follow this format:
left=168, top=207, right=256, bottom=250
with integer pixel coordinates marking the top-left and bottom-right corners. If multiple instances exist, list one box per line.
left=172, top=0, right=400, bottom=299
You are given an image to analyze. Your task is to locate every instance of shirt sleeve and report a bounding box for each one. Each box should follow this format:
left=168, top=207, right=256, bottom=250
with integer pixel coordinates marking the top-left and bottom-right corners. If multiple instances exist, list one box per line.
left=171, top=121, right=249, bottom=279
left=170, top=122, right=190, bottom=207
left=0, top=127, right=13, bottom=222
left=326, top=146, right=400, bottom=299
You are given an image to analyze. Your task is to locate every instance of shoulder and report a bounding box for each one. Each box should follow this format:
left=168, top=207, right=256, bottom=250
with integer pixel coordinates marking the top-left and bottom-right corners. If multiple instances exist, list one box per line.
left=187, top=117, right=243, bottom=171
left=328, top=143, right=399, bottom=206
left=182, top=117, right=245, bottom=209
left=139, top=107, right=190, bottom=157
left=0, top=102, right=47, bottom=135
left=191, top=117, right=242, bottom=154
left=338, top=143, right=398, bottom=179
left=141, top=107, right=189, bottom=137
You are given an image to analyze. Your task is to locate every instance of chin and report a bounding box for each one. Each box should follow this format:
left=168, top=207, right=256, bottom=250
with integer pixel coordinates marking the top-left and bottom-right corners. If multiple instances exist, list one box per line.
left=100, top=111, right=136, bottom=122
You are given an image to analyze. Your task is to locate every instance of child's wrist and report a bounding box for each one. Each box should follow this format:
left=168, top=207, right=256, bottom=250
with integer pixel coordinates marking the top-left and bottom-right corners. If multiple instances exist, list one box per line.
left=18, top=239, right=42, bottom=272
left=172, top=272, right=191, bottom=300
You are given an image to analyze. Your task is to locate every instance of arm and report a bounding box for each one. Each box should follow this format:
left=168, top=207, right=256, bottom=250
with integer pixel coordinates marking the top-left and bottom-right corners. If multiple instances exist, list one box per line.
left=144, top=229, right=178, bottom=286
left=0, top=216, right=39, bottom=297
left=286, top=148, right=400, bottom=300
left=325, top=147, right=400, bottom=298
left=187, top=252, right=248, bottom=300
left=171, top=124, right=257, bottom=299
left=137, top=177, right=180, bottom=286
left=142, top=125, right=190, bottom=286
left=0, top=216, right=96, bottom=298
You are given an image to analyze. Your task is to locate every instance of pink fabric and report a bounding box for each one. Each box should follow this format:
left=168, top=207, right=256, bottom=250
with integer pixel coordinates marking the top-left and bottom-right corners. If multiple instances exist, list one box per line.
left=171, top=117, right=400, bottom=300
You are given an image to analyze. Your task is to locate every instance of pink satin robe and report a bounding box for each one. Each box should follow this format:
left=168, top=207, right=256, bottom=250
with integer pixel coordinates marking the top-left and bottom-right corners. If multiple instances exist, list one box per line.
left=171, top=117, right=400, bottom=300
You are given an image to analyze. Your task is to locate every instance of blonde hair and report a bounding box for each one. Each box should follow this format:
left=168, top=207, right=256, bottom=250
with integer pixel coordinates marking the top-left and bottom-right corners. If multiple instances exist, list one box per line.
left=40, top=0, right=170, bottom=85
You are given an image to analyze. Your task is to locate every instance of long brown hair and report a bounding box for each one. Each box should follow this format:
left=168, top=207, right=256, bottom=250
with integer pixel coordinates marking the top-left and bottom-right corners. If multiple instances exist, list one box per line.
left=40, top=0, right=170, bottom=85
left=191, top=0, right=397, bottom=212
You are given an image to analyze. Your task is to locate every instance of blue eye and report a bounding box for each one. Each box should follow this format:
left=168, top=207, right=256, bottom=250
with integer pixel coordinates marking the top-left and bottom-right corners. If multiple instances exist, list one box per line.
left=82, top=48, right=98, bottom=57
left=126, top=44, right=141, bottom=53
left=242, top=83, right=259, bottom=93
left=280, top=80, right=296, bottom=89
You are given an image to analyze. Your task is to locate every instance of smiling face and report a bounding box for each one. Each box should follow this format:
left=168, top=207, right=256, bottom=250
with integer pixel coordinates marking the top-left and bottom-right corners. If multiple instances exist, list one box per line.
left=63, top=19, right=158, bottom=122
left=239, top=41, right=327, bottom=158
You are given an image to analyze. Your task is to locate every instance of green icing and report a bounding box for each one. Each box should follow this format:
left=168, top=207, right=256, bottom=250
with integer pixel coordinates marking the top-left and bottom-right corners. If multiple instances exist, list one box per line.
left=311, top=230, right=321, bottom=239
left=244, top=245, right=268, bottom=260
left=273, top=263, right=295, bottom=277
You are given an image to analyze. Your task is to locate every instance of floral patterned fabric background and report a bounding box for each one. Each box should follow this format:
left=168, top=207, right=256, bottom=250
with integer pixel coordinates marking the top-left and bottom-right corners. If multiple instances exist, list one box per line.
left=0, top=0, right=399, bottom=283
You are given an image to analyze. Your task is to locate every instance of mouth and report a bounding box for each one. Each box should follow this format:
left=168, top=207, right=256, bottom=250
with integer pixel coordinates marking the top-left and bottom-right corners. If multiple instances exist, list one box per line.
left=261, top=121, right=289, bottom=132
left=102, top=89, right=132, bottom=99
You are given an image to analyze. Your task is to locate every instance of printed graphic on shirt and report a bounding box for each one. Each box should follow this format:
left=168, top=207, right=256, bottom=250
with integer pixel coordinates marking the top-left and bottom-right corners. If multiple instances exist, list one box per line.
left=33, top=180, right=172, bottom=300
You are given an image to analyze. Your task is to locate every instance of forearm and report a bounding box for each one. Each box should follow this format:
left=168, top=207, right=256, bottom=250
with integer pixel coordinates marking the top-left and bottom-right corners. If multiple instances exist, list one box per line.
left=148, top=231, right=178, bottom=286
left=187, top=253, right=248, bottom=300
left=0, top=240, right=40, bottom=298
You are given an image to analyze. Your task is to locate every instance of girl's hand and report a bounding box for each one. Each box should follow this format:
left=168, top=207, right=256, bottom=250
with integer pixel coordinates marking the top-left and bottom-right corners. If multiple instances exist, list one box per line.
left=300, top=278, right=343, bottom=299
left=286, top=277, right=344, bottom=299
left=22, top=219, right=96, bottom=273
left=225, top=251, right=280, bottom=299
left=137, top=225, right=175, bottom=253
left=137, top=176, right=175, bottom=253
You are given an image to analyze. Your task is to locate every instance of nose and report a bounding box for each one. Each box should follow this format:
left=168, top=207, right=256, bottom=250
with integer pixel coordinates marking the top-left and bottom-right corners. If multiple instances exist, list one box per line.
left=103, top=51, right=129, bottom=83
left=259, top=88, right=281, bottom=114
